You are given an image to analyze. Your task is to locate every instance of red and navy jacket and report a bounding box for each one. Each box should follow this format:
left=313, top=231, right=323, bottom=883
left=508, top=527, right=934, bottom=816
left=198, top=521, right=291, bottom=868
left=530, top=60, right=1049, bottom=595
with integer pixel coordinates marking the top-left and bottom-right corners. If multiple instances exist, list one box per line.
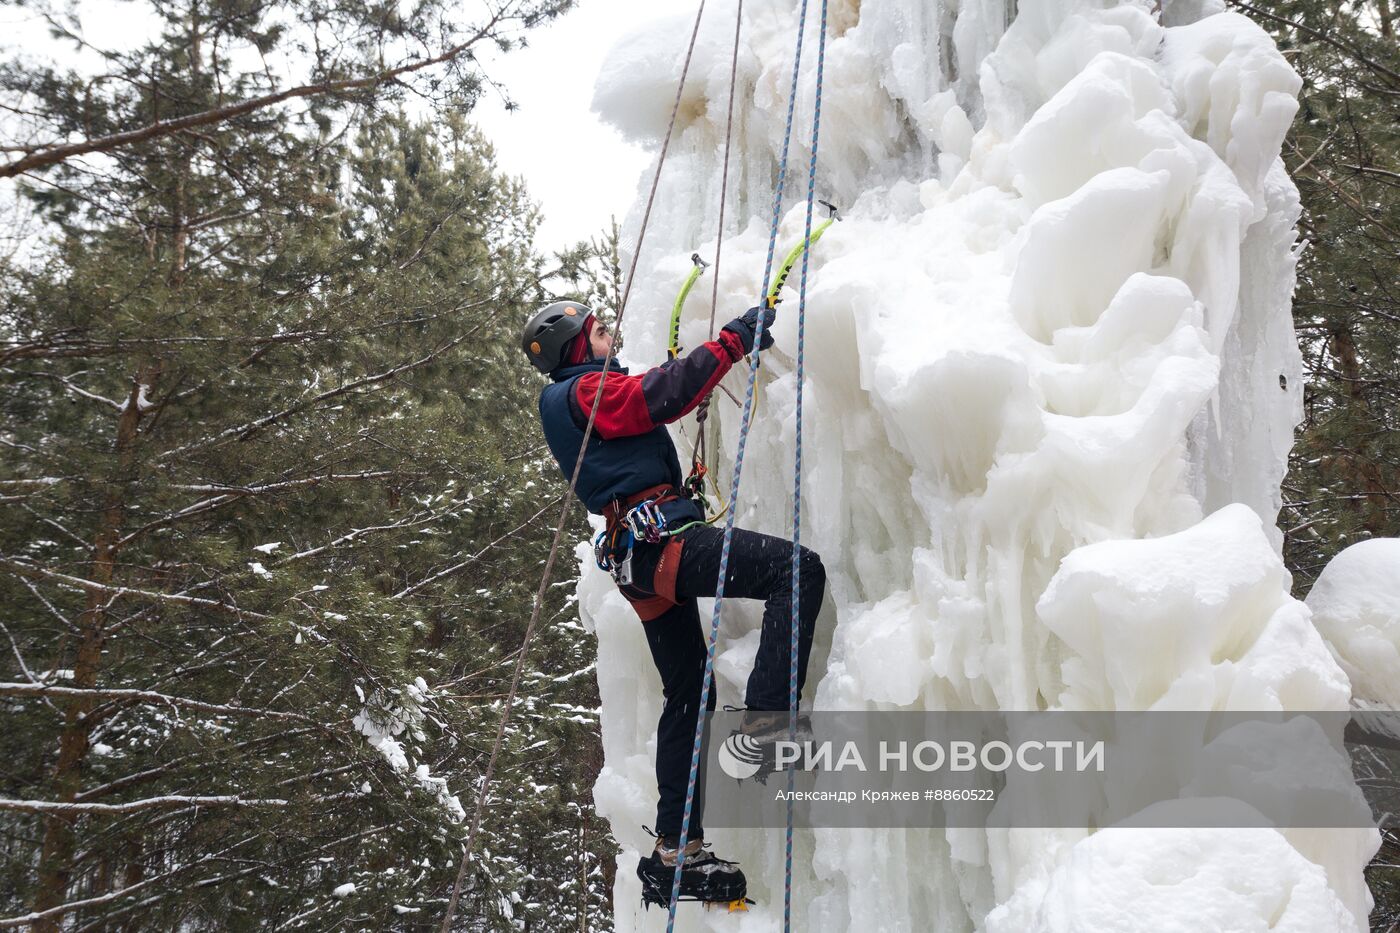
left=538, top=330, right=747, bottom=515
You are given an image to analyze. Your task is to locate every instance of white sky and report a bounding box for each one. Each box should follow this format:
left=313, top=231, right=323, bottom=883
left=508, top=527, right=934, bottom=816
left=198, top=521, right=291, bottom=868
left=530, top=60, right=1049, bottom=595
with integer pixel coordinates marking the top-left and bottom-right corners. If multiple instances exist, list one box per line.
left=472, top=0, right=658, bottom=252
left=0, top=0, right=661, bottom=255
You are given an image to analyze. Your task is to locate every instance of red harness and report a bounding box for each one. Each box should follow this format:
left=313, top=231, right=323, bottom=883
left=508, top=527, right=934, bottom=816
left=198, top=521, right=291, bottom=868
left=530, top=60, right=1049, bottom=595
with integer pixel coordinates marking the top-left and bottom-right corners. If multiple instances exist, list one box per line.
left=603, top=484, right=688, bottom=622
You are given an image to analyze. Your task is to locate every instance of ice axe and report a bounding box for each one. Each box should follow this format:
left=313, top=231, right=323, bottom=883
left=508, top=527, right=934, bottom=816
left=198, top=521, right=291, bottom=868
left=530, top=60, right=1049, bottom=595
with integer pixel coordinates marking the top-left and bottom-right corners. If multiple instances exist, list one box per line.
left=765, top=199, right=841, bottom=310
left=667, top=252, right=710, bottom=360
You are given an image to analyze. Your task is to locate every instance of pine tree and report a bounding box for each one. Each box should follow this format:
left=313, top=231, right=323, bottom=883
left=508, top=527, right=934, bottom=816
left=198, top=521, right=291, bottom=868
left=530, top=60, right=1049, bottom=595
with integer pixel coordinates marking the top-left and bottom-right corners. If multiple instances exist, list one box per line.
left=1, top=2, right=618, bottom=929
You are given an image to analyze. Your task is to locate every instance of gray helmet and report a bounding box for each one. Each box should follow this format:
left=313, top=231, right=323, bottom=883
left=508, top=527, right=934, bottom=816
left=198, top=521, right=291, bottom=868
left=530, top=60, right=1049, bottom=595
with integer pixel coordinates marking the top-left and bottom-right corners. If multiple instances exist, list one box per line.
left=521, top=300, right=592, bottom=373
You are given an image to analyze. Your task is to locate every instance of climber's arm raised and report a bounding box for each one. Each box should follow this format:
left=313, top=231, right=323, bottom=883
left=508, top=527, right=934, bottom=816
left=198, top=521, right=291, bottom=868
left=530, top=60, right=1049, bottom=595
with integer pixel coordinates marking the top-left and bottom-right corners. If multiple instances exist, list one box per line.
left=570, top=306, right=774, bottom=439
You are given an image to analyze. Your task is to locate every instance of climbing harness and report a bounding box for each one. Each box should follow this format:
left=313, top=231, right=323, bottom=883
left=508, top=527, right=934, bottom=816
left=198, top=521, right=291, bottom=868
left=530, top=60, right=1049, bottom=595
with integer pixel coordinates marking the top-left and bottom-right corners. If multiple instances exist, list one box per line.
left=593, top=489, right=708, bottom=585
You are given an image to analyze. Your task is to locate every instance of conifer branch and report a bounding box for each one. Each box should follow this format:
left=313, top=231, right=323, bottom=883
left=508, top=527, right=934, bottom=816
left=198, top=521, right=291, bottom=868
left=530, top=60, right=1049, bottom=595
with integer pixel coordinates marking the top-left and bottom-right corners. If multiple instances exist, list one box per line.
left=0, top=795, right=293, bottom=814
left=155, top=320, right=493, bottom=463
left=1226, top=0, right=1400, bottom=85
left=0, top=559, right=271, bottom=619
left=391, top=498, right=558, bottom=599
left=0, top=9, right=510, bottom=179
left=0, top=682, right=314, bottom=722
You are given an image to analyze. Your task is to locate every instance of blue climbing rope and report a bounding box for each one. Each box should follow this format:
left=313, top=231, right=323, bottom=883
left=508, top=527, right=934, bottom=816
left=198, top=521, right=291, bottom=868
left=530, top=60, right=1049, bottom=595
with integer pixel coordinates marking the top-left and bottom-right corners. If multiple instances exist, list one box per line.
left=787, top=1, right=828, bottom=930
left=665, top=0, right=828, bottom=927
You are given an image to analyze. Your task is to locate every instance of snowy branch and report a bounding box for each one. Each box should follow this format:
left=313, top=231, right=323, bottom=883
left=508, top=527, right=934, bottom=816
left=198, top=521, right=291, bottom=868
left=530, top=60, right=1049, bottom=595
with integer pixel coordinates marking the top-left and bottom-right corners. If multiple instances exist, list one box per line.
left=0, top=10, right=510, bottom=178
left=276, top=508, right=445, bottom=564
left=156, top=325, right=488, bottom=464
left=0, top=558, right=271, bottom=619
left=391, top=497, right=559, bottom=599
left=0, top=296, right=496, bottom=363
left=116, top=471, right=410, bottom=548
left=35, top=824, right=393, bottom=932
left=3, top=369, right=123, bottom=409
left=0, top=795, right=291, bottom=814
left=16, top=576, right=78, bottom=634
left=1225, top=0, right=1400, bottom=86
left=168, top=472, right=403, bottom=494
left=0, top=682, right=314, bottom=723
left=74, top=728, right=316, bottom=801
left=0, top=845, right=235, bottom=929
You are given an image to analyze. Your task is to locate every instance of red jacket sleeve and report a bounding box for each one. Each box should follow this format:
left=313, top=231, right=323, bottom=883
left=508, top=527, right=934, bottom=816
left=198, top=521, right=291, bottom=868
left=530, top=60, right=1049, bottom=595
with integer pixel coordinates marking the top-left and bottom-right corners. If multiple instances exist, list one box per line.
left=571, top=330, right=746, bottom=439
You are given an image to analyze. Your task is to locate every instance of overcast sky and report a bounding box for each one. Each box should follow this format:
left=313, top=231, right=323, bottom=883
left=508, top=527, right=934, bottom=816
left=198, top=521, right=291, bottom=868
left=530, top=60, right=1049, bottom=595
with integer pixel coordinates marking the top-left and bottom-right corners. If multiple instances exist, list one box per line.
left=472, top=0, right=658, bottom=252
left=1, top=0, right=661, bottom=255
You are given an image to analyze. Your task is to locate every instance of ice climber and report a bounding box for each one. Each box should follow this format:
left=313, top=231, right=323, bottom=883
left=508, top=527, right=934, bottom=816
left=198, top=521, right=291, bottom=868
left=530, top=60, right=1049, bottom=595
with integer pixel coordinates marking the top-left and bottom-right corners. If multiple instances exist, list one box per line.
left=521, top=299, right=827, bottom=906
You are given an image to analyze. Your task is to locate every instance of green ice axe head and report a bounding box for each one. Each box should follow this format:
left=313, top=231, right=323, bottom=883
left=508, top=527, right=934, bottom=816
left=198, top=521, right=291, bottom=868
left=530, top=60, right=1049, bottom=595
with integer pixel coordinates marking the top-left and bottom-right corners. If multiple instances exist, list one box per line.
left=766, top=199, right=841, bottom=308
left=668, top=253, right=712, bottom=360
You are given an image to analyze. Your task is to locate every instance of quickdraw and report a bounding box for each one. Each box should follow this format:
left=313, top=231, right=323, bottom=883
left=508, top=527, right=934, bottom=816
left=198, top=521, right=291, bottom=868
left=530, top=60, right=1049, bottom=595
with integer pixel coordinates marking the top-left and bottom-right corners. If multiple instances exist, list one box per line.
left=593, top=523, right=634, bottom=584
left=593, top=493, right=706, bottom=585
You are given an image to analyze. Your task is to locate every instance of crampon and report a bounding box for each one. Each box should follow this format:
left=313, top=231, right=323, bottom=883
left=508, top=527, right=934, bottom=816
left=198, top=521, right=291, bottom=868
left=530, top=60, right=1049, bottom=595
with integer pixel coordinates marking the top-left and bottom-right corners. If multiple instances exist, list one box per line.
left=637, top=835, right=752, bottom=912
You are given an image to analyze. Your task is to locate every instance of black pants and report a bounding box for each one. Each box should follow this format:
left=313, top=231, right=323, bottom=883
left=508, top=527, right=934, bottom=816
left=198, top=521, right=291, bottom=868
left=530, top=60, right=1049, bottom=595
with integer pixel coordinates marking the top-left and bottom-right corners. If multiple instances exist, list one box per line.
left=627, top=524, right=826, bottom=839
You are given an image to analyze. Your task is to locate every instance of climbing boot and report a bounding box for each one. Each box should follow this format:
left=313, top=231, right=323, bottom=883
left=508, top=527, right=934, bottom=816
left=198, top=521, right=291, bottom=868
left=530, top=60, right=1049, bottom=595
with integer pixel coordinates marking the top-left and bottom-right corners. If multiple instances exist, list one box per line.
left=637, top=833, right=747, bottom=908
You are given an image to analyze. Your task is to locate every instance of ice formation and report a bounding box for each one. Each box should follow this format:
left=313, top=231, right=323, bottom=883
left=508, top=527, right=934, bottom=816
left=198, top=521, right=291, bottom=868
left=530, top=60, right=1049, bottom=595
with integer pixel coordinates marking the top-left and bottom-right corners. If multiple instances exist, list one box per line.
left=578, top=0, right=1379, bottom=929
left=1308, top=540, right=1400, bottom=710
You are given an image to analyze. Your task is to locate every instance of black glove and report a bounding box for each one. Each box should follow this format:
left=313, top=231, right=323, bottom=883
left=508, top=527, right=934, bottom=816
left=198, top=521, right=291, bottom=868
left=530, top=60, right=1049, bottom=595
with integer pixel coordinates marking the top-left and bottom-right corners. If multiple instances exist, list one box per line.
left=722, top=303, right=776, bottom=356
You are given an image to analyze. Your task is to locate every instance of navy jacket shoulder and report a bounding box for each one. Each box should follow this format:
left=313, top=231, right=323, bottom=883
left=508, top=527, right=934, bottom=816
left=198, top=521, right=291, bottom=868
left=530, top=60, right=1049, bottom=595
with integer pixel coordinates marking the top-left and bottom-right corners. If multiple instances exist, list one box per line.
left=538, top=360, right=684, bottom=514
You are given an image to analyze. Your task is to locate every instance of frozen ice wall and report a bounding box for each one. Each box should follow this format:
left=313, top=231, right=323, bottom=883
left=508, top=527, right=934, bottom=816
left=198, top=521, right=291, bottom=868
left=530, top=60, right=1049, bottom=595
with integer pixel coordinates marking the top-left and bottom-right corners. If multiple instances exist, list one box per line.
left=578, top=0, right=1379, bottom=929
left=1308, top=540, right=1400, bottom=710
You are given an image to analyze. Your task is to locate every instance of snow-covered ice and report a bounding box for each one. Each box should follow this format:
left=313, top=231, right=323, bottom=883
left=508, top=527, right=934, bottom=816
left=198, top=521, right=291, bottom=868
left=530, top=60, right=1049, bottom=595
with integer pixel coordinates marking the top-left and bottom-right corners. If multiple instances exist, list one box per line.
left=1308, top=540, right=1400, bottom=709
left=579, top=0, right=1381, bottom=929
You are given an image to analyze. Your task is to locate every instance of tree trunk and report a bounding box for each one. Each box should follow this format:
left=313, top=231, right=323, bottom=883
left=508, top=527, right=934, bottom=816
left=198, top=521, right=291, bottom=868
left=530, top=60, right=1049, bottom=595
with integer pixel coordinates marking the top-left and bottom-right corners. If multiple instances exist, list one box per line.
left=1330, top=324, right=1391, bottom=535
left=31, top=364, right=161, bottom=930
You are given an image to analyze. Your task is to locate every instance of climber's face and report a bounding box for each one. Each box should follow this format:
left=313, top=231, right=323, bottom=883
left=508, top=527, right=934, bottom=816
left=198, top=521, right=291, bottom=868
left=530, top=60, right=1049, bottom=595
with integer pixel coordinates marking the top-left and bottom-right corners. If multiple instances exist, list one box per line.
left=589, top=317, right=614, bottom=358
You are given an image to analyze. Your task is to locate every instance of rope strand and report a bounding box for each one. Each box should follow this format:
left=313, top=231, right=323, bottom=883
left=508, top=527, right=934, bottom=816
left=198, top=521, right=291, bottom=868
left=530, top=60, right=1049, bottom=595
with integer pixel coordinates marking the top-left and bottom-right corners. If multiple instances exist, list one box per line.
left=786, top=3, right=828, bottom=930
left=692, top=0, right=744, bottom=490
left=666, top=0, right=815, bottom=926
left=439, top=2, right=711, bottom=928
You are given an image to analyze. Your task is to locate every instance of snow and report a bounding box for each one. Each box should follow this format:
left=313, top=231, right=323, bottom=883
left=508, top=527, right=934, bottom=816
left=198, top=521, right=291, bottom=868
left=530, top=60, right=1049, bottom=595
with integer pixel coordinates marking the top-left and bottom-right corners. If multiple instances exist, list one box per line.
left=332, top=882, right=356, bottom=897
left=353, top=681, right=465, bottom=823
left=1307, top=539, right=1400, bottom=708
left=984, top=804, right=1359, bottom=933
left=115, top=382, right=156, bottom=413
left=253, top=542, right=282, bottom=554
left=248, top=562, right=271, bottom=578
left=1037, top=505, right=1348, bottom=711
left=578, top=0, right=1378, bottom=929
